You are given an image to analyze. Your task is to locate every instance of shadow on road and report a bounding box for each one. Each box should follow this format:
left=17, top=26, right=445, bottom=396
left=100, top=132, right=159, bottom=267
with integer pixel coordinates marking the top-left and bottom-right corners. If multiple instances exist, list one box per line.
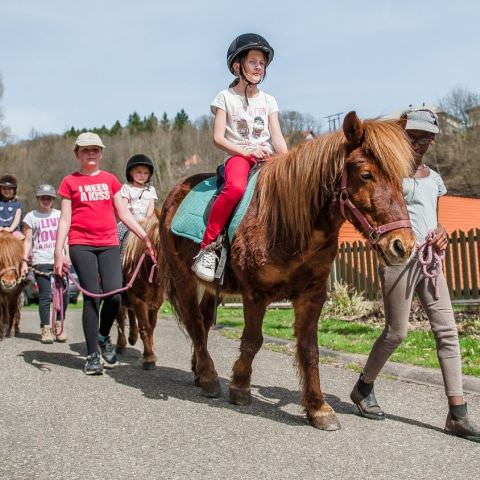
left=19, top=340, right=443, bottom=434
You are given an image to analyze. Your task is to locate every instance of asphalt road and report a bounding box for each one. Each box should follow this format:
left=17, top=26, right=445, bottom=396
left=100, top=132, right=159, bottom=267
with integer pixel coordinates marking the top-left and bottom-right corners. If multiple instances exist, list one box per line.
left=1, top=309, right=479, bottom=480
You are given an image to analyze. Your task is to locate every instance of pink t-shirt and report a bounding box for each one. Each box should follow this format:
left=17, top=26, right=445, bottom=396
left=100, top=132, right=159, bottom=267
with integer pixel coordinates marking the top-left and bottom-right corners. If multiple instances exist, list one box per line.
left=58, top=171, right=121, bottom=246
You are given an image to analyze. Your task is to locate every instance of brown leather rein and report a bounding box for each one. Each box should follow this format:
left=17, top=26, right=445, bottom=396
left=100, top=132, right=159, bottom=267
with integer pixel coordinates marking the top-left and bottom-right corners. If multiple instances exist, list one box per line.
left=338, top=168, right=412, bottom=246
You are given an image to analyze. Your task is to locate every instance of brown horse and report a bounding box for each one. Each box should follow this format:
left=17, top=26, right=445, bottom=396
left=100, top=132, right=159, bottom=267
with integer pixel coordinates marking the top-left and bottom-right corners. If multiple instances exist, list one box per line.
left=158, top=112, right=417, bottom=430
left=0, top=232, right=25, bottom=339
left=116, top=211, right=166, bottom=369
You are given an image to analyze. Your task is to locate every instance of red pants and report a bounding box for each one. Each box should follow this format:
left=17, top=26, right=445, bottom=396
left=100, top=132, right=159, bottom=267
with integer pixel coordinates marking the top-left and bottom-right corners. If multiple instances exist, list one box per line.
left=201, top=155, right=255, bottom=248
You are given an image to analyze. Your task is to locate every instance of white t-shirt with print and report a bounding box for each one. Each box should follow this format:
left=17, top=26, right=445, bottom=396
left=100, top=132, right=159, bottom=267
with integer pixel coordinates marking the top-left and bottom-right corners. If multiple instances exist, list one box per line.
left=210, top=88, right=279, bottom=158
left=120, top=183, right=158, bottom=220
left=23, top=209, right=61, bottom=265
left=402, top=168, right=447, bottom=244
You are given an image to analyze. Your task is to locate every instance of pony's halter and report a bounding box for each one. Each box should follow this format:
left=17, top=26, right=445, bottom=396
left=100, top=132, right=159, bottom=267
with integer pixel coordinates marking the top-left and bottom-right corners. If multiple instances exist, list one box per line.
left=338, top=168, right=412, bottom=245
left=0, top=265, right=24, bottom=289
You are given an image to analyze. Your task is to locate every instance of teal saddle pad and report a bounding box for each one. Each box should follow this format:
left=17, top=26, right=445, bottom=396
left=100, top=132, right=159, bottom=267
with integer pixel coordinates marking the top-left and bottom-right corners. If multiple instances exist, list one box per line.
left=171, top=171, right=259, bottom=244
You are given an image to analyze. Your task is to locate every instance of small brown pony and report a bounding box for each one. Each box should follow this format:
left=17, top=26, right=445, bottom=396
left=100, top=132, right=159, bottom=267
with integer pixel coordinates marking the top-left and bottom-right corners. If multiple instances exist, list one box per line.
left=0, top=232, right=25, bottom=339
left=116, top=211, right=165, bottom=369
left=158, top=112, right=416, bottom=430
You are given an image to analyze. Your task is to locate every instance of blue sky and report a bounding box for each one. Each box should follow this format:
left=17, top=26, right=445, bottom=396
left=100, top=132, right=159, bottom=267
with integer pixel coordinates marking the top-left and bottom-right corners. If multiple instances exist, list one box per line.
left=1, top=0, right=479, bottom=140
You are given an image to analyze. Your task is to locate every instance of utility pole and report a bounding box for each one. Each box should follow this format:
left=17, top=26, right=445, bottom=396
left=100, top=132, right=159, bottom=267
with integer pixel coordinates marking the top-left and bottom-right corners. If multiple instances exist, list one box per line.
left=324, top=112, right=344, bottom=132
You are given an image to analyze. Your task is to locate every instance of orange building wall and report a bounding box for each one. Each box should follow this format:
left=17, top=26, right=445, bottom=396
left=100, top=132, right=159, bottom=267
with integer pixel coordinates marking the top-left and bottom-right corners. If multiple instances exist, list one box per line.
left=338, top=196, right=480, bottom=243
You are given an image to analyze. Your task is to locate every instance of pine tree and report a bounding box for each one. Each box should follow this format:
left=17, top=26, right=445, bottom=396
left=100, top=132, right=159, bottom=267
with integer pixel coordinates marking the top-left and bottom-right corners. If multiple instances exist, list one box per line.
left=173, top=109, right=189, bottom=130
left=160, top=112, right=170, bottom=131
left=144, top=112, right=159, bottom=132
left=110, top=120, right=122, bottom=136
left=127, top=111, right=142, bottom=134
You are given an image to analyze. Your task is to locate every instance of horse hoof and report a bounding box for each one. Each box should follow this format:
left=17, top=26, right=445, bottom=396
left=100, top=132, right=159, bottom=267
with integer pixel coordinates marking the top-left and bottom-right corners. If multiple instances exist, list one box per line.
left=193, top=374, right=201, bottom=387
left=229, top=386, right=252, bottom=406
left=116, top=345, right=125, bottom=355
left=309, top=409, right=341, bottom=431
left=128, top=335, right=138, bottom=346
left=142, top=361, right=156, bottom=370
left=201, top=380, right=221, bottom=398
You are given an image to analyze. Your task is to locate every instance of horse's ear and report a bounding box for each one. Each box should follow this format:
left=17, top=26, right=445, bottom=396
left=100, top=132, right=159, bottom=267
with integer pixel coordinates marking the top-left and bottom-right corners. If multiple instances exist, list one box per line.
left=398, top=113, right=408, bottom=130
left=343, top=111, right=364, bottom=148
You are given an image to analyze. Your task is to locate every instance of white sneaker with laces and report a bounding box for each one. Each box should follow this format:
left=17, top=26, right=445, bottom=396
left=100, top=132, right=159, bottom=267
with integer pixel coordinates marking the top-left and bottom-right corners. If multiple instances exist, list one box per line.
left=191, top=249, right=217, bottom=282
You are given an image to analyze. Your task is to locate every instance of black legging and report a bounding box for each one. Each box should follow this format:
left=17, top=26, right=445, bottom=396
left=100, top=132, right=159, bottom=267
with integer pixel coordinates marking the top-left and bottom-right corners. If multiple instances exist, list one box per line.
left=69, top=245, right=123, bottom=355
left=34, top=263, right=69, bottom=327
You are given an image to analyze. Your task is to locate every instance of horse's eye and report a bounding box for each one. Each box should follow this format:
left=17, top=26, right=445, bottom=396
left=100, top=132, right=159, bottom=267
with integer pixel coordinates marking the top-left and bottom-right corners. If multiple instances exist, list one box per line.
left=360, top=171, right=373, bottom=181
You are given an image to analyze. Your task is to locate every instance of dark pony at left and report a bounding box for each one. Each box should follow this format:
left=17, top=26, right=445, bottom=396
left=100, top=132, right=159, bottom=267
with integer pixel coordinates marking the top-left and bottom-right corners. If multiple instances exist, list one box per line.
left=0, top=232, right=25, bottom=339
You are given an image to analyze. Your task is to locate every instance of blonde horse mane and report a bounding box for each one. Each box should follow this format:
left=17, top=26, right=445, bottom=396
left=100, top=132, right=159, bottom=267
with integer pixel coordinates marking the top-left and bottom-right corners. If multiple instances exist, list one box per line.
left=0, top=231, right=24, bottom=274
left=257, top=119, right=414, bottom=251
left=122, top=212, right=160, bottom=275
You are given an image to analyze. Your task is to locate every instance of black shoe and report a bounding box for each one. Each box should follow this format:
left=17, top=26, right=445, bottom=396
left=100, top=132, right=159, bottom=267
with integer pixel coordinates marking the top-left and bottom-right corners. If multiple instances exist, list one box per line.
left=98, top=336, right=117, bottom=364
left=84, top=352, right=103, bottom=375
left=350, top=381, right=385, bottom=420
left=445, top=405, right=480, bottom=443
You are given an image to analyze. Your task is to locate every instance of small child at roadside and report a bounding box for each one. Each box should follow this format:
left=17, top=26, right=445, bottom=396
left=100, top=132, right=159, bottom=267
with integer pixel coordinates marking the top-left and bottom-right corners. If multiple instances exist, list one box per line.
left=0, top=174, right=24, bottom=240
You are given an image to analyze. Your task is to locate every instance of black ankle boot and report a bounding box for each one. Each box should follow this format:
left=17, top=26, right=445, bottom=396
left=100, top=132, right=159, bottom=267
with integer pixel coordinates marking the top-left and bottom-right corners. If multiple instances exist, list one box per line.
left=445, top=403, right=480, bottom=443
left=350, top=375, right=385, bottom=421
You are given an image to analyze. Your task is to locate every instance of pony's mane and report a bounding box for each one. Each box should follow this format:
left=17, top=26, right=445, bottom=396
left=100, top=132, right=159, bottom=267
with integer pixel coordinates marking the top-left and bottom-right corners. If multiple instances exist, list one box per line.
left=0, top=232, right=24, bottom=272
left=122, top=213, right=160, bottom=275
left=257, top=119, right=413, bottom=251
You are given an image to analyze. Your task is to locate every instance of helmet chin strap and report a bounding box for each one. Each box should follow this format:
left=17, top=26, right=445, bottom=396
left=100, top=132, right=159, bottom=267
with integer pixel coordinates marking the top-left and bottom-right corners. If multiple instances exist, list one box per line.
left=239, top=64, right=261, bottom=107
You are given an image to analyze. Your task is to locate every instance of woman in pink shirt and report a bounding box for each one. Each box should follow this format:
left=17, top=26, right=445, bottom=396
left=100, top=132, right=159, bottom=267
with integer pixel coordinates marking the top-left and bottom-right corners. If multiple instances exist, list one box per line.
left=54, top=132, right=155, bottom=375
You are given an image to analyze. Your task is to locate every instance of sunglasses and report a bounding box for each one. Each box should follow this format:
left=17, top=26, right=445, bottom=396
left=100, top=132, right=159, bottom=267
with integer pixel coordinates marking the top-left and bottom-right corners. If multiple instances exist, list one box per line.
left=410, top=136, right=435, bottom=146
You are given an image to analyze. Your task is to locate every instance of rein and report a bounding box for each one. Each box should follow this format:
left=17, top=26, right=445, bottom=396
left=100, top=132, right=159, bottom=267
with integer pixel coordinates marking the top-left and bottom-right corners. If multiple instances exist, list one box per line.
left=417, top=230, right=444, bottom=300
left=338, top=168, right=412, bottom=246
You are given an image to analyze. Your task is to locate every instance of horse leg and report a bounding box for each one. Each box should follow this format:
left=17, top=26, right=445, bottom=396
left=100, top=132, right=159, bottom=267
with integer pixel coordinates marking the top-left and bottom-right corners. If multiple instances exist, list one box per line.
left=6, top=298, right=16, bottom=338
left=128, top=309, right=139, bottom=346
left=133, top=299, right=157, bottom=370
left=229, top=297, right=267, bottom=406
left=173, top=280, right=220, bottom=398
left=293, top=294, right=340, bottom=431
left=116, top=305, right=127, bottom=354
left=191, top=291, right=217, bottom=386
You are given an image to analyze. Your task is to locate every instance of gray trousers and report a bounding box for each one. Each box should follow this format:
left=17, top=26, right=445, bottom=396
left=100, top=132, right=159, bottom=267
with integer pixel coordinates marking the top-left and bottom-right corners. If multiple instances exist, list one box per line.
left=362, top=254, right=463, bottom=397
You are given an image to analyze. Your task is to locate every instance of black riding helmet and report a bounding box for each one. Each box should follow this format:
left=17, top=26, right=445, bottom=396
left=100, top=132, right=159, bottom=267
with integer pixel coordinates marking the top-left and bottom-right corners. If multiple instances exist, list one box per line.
left=227, top=33, right=274, bottom=74
left=0, top=174, right=18, bottom=191
left=227, top=33, right=274, bottom=106
left=126, top=154, right=154, bottom=183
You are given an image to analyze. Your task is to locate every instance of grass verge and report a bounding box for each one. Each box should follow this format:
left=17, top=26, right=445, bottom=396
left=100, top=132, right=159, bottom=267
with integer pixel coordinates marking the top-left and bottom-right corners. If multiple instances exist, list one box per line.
left=215, top=307, right=480, bottom=377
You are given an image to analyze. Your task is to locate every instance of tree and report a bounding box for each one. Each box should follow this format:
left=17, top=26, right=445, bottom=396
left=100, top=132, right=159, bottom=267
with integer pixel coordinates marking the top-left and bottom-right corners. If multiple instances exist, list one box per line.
left=438, top=86, right=480, bottom=129
left=144, top=113, right=159, bottom=132
left=160, top=112, right=170, bottom=130
left=173, top=108, right=189, bottom=130
left=0, top=74, right=11, bottom=145
left=127, top=111, right=143, bottom=134
left=110, top=120, right=122, bottom=136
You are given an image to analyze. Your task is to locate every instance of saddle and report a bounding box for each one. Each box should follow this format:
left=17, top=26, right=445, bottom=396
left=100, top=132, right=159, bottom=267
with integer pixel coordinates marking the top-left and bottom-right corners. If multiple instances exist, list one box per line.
left=171, top=164, right=261, bottom=245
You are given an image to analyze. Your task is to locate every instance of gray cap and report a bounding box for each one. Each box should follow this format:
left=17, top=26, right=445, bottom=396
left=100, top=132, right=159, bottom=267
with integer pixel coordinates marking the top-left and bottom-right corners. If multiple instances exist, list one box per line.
left=403, top=108, right=440, bottom=134
left=35, top=184, right=57, bottom=198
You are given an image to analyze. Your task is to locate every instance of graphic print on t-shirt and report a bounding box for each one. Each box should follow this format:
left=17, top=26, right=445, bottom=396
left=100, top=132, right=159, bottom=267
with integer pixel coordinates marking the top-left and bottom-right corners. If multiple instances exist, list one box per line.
left=36, top=216, right=59, bottom=251
left=252, top=116, right=265, bottom=138
left=78, top=183, right=111, bottom=202
left=236, top=118, right=249, bottom=139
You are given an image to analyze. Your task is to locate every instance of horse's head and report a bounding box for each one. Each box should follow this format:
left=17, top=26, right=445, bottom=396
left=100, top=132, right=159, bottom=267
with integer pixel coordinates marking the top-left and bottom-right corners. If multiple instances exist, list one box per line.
left=0, top=231, right=25, bottom=290
left=341, top=111, right=416, bottom=266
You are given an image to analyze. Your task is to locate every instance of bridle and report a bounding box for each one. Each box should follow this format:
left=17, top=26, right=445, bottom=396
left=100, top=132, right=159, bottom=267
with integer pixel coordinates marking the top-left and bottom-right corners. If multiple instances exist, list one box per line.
left=0, top=265, right=25, bottom=289
left=338, top=167, right=412, bottom=246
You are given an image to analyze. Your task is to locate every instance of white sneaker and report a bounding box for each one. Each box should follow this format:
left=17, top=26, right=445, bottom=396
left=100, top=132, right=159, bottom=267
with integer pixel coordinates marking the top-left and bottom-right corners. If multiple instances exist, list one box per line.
left=191, top=249, right=217, bottom=282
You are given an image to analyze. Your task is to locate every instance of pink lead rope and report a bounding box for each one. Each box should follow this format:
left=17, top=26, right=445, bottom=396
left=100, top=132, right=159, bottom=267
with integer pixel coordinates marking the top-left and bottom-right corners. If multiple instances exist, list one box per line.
left=51, top=253, right=157, bottom=335
left=417, top=230, right=444, bottom=300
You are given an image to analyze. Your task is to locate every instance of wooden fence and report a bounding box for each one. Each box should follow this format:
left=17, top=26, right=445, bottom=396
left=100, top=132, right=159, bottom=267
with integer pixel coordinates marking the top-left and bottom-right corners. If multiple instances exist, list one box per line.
left=331, top=228, right=480, bottom=303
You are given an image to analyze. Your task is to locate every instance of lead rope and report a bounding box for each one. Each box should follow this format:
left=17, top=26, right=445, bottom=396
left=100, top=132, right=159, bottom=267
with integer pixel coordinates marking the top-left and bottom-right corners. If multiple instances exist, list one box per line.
left=417, top=230, right=444, bottom=300
left=51, top=252, right=157, bottom=336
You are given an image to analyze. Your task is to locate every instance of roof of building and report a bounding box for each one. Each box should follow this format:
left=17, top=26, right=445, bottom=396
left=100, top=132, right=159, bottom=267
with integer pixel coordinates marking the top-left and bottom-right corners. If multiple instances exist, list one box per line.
left=338, top=195, right=480, bottom=244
